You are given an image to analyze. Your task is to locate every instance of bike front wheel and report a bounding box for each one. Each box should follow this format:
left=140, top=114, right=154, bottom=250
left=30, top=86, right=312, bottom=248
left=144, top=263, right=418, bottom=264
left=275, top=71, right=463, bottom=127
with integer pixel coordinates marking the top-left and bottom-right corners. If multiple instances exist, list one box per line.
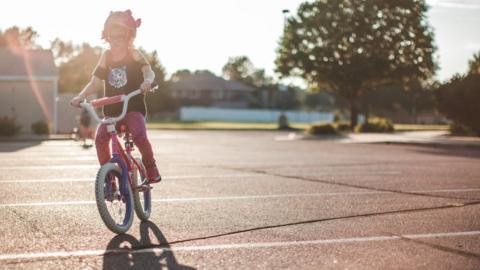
left=133, top=158, right=152, bottom=221
left=95, top=162, right=134, bottom=234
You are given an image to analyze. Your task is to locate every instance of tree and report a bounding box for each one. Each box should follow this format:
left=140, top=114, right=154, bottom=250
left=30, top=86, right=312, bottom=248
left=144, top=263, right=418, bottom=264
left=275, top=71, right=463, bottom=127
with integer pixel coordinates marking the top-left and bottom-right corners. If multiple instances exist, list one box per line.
left=468, top=51, right=480, bottom=75
left=50, top=38, right=75, bottom=65
left=359, top=80, right=435, bottom=123
left=0, top=26, right=39, bottom=49
left=276, top=0, right=436, bottom=128
left=222, top=56, right=256, bottom=85
left=137, top=48, right=172, bottom=113
left=170, top=69, right=191, bottom=82
left=56, top=43, right=102, bottom=93
left=436, top=74, right=480, bottom=136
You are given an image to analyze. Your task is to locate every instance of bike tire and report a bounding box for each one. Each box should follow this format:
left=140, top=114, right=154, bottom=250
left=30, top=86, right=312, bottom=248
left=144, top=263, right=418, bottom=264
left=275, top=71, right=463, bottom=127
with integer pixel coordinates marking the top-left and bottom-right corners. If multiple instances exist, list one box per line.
left=133, top=158, right=152, bottom=221
left=95, top=162, right=134, bottom=234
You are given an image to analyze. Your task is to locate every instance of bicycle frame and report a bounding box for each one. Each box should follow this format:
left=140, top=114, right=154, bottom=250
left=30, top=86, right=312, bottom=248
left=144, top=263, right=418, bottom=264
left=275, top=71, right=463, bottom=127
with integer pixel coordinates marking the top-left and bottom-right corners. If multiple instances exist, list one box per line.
left=107, top=124, right=146, bottom=194
left=80, top=85, right=158, bottom=194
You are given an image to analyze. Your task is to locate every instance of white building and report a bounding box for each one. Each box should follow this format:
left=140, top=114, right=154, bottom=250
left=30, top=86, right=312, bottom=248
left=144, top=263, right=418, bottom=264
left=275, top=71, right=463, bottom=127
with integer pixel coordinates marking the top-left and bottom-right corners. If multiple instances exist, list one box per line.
left=0, top=48, right=58, bottom=133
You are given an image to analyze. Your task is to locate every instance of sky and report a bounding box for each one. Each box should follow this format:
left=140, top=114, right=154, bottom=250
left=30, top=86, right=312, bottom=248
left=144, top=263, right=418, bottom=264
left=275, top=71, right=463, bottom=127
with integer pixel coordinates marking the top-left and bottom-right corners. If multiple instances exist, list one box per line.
left=1, top=0, right=479, bottom=84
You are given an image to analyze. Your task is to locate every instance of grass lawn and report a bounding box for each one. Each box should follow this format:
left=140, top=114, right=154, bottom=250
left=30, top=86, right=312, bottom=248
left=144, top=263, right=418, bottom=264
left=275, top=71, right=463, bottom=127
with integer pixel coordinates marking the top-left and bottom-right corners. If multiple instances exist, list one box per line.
left=393, top=124, right=449, bottom=131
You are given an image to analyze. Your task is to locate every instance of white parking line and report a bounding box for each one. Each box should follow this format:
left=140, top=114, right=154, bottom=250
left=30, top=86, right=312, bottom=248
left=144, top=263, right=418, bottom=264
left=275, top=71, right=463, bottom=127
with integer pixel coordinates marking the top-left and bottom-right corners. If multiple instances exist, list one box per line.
left=1, top=188, right=479, bottom=208
left=0, top=163, right=205, bottom=170
left=0, top=230, right=478, bottom=261
left=0, top=171, right=401, bottom=182
left=0, top=174, right=259, bottom=183
left=0, top=165, right=99, bottom=170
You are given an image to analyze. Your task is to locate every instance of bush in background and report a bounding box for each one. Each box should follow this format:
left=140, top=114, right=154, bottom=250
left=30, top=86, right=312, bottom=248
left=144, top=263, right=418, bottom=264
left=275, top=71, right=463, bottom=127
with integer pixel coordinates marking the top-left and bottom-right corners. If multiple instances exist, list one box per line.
left=449, top=122, right=476, bottom=136
left=307, top=122, right=337, bottom=135
left=0, top=116, right=22, bottom=136
left=355, top=117, right=394, bottom=133
left=334, top=121, right=352, bottom=132
left=31, top=120, right=50, bottom=135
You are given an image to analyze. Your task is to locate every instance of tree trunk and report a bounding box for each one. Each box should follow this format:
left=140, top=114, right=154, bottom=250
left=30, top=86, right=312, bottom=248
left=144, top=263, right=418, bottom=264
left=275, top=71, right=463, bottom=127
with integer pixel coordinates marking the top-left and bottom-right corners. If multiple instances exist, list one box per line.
left=350, top=99, right=358, bottom=129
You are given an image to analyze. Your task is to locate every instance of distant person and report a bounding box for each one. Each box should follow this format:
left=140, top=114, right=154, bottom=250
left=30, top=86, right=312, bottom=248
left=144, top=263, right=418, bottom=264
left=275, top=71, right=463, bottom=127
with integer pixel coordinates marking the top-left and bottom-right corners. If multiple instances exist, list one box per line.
left=70, top=10, right=161, bottom=183
left=78, top=108, right=94, bottom=144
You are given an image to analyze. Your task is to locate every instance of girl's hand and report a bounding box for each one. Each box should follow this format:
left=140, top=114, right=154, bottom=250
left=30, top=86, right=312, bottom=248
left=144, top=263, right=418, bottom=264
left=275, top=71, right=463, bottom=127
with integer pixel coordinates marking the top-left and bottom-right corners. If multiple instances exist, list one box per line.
left=140, top=80, right=153, bottom=94
left=70, top=95, right=84, bottom=108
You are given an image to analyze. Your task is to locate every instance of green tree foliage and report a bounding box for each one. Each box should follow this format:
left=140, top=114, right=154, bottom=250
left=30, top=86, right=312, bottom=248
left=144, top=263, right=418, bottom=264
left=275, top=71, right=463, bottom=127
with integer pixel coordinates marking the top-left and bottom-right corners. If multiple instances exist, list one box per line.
left=50, top=38, right=75, bottom=64
left=222, top=56, right=301, bottom=109
left=360, top=79, right=435, bottom=123
left=170, top=69, right=192, bottom=82
left=222, top=56, right=256, bottom=85
left=0, top=26, right=39, bottom=48
left=436, top=74, right=480, bottom=136
left=276, top=0, right=436, bottom=128
left=468, top=51, right=480, bottom=75
left=222, top=56, right=273, bottom=88
left=56, top=43, right=102, bottom=93
left=137, top=48, right=174, bottom=113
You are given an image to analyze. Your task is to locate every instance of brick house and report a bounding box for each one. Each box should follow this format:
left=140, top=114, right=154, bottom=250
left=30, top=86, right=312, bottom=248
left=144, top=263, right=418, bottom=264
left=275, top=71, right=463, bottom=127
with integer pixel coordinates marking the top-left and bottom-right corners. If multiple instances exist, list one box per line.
left=170, top=72, right=256, bottom=108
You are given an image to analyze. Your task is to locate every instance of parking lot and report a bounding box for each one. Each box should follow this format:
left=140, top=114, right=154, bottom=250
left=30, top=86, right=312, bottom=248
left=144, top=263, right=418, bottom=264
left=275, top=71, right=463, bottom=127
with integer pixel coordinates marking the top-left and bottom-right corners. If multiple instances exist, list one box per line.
left=0, top=130, right=479, bottom=269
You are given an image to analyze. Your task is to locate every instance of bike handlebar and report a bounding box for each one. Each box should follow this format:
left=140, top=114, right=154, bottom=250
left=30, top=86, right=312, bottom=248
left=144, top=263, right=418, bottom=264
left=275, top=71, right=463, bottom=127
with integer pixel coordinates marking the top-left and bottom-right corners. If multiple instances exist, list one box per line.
left=80, top=83, right=158, bottom=125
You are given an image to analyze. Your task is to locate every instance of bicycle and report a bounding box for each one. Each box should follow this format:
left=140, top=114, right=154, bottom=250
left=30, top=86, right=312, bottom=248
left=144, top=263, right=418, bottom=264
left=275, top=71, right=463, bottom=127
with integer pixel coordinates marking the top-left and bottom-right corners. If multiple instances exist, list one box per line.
left=80, top=84, right=158, bottom=234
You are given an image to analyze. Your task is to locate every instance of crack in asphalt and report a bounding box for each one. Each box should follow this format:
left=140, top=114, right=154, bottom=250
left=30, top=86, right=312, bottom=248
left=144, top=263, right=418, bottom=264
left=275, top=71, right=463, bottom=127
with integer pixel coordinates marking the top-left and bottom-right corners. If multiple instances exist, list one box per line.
left=222, top=166, right=479, bottom=202
left=158, top=200, right=480, bottom=247
left=3, top=197, right=480, bottom=265
left=390, top=233, right=480, bottom=260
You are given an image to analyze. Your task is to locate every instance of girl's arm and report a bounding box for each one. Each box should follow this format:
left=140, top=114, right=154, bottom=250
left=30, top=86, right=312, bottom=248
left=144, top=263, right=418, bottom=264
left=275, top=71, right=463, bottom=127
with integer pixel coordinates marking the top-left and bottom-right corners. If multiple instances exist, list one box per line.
left=70, top=52, right=107, bottom=107
left=132, top=49, right=155, bottom=92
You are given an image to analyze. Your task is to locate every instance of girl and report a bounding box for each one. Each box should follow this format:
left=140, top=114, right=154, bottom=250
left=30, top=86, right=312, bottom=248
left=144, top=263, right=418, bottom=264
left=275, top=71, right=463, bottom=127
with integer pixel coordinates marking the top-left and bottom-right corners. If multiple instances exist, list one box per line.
left=71, top=10, right=161, bottom=183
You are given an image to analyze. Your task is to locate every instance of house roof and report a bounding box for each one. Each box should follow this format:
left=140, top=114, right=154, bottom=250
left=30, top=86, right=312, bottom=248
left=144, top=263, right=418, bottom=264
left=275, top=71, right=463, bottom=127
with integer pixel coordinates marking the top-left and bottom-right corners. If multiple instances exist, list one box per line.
left=0, top=48, right=58, bottom=78
left=170, top=73, right=255, bottom=92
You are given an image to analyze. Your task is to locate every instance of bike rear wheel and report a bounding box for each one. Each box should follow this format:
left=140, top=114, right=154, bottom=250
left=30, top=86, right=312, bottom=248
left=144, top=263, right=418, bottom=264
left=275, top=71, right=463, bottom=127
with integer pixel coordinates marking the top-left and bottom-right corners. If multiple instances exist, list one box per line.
left=133, top=158, right=152, bottom=221
left=95, top=162, right=134, bottom=234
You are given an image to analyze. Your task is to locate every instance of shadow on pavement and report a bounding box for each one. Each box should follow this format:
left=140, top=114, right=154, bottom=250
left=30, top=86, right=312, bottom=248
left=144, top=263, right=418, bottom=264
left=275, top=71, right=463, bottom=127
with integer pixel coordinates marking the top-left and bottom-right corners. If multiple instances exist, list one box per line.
left=407, top=144, right=480, bottom=160
left=0, top=141, right=41, bottom=152
left=103, top=221, right=195, bottom=270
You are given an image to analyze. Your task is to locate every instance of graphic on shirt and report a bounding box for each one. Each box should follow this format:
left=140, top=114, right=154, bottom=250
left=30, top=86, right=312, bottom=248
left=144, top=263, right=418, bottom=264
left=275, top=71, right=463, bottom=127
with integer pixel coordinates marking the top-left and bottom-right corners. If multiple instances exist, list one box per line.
left=108, top=66, right=128, bottom=89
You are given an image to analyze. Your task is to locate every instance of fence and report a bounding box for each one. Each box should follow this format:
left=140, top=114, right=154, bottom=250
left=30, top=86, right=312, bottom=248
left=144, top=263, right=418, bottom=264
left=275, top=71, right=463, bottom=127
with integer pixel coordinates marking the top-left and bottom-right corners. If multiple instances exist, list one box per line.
left=180, top=107, right=334, bottom=123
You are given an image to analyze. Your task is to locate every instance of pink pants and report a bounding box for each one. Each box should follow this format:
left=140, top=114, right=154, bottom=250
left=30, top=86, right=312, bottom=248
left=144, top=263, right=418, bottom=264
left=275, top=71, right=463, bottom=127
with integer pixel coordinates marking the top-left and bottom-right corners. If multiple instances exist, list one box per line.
left=95, top=112, right=156, bottom=169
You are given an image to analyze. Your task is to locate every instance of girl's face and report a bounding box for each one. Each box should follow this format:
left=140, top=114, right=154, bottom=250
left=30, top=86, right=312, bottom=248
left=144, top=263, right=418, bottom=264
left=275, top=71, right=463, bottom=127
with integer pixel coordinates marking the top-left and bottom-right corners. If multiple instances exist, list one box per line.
left=107, top=26, right=131, bottom=50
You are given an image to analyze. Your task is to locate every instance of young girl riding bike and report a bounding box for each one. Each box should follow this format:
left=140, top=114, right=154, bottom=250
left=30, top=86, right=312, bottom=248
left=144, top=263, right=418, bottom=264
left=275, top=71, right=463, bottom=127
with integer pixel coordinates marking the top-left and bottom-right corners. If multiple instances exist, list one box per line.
left=71, top=10, right=161, bottom=183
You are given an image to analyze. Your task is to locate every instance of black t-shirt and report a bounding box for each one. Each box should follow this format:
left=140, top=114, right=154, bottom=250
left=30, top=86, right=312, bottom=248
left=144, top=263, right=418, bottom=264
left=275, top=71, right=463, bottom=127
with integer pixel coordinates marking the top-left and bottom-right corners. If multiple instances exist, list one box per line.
left=93, top=50, right=147, bottom=117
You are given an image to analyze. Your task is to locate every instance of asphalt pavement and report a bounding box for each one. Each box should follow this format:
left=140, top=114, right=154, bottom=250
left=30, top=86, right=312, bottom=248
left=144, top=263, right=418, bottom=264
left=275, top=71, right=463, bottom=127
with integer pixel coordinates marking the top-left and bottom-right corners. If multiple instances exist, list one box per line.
left=0, top=130, right=479, bottom=269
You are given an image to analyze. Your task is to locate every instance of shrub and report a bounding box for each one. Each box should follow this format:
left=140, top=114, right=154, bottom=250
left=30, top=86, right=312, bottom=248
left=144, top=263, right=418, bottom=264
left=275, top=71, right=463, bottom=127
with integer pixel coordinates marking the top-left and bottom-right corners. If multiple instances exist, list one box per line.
left=0, top=116, right=22, bottom=136
left=307, top=122, right=337, bottom=135
left=436, top=74, right=480, bottom=136
left=334, top=121, right=352, bottom=132
left=449, top=122, right=475, bottom=136
left=31, top=120, right=50, bottom=135
left=355, top=117, right=394, bottom=133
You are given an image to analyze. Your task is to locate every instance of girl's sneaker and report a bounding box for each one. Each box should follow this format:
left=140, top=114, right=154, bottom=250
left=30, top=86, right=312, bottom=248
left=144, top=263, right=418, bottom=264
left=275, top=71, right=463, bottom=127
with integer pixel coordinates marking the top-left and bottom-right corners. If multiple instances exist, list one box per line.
left=146, top=166, right=162, bottom=184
